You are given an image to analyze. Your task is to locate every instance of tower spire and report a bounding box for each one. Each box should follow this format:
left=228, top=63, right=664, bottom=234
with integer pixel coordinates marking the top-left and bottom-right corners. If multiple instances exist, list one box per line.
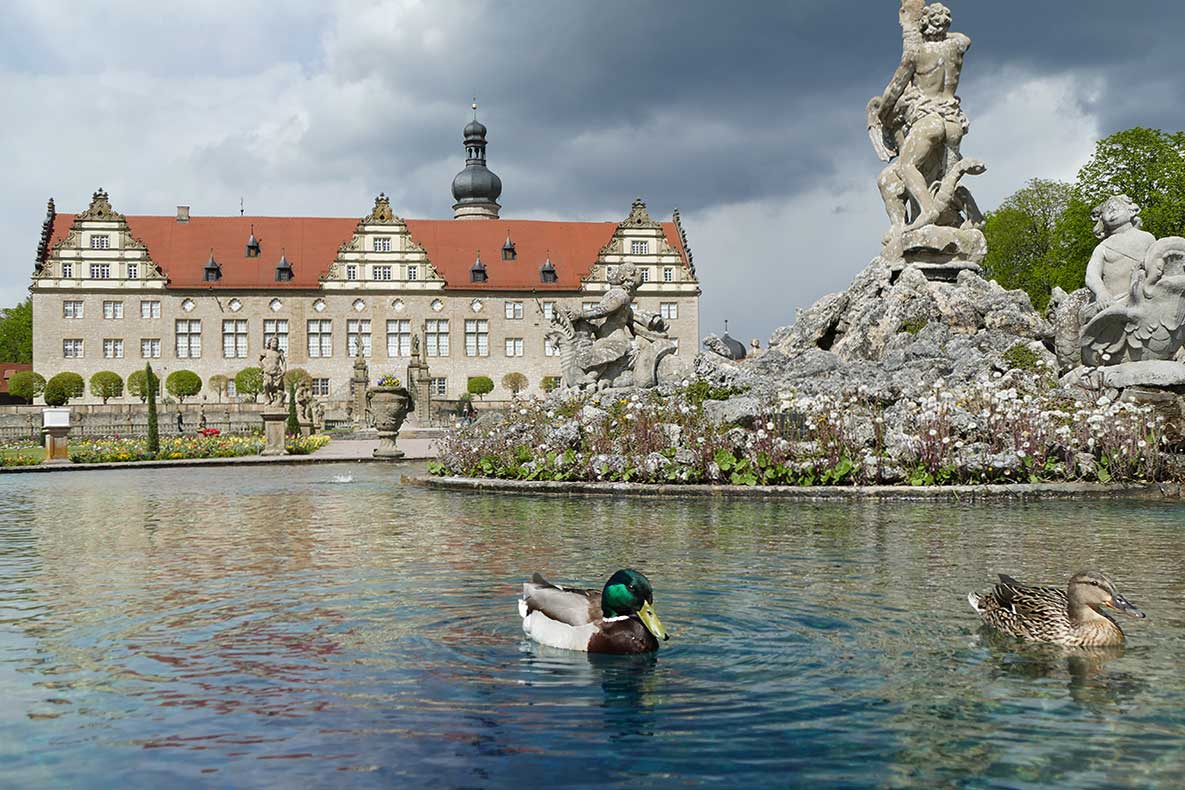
left=451, top=101, right=502, bottom=220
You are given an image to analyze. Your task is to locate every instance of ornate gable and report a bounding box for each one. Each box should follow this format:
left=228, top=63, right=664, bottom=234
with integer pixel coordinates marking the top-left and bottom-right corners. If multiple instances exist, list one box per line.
left=321, top=194, right=444, bottom=289
left=582, top=198, right=699, bottom=291
left=34, top=188, right=166, bottom=285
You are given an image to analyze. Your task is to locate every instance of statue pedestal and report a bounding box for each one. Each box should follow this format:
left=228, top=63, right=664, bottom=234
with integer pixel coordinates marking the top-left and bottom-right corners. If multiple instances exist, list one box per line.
left=260, top=409, right=288, bottom=456
left=299, top=421, right=313, bottom=438
left=884, top=225, right=986, bottom=283
left=41, top=408, right=71, bottom=464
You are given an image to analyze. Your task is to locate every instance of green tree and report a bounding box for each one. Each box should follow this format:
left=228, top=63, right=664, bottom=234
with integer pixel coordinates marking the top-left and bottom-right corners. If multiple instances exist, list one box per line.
left=208, top=374, right=229, bottom=403
left=286, top=381, right=300, bottom=435
left=7, top=371, right=45, bottom=403
left=235, top=367, right=263, bottom=402
left=166, top=370, right=202, bottom=402
left=127, top=369, right=159, bottom=402
left=467, top=375, right=494, bottom=400
left=0, top=298, right=32, bottom=364
left=284, top=368, right=312, bottom=389
left=145, top=364, right=160, bottom=456
left=44, top=372, right=84, bottom=406
left=541, top=375, right=561, bottom=393
left=982, top=178, right=1075, bottom=309
left=89, top=371, right=124, bottom=404
left=1073, top=127, right=1185, bottom=238
left=502, top=371, right=528, bottom=397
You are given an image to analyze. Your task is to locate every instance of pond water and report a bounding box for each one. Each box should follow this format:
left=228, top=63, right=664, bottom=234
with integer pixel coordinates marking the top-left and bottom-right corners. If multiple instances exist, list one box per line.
left=2, top=464, right=1185, bottom=788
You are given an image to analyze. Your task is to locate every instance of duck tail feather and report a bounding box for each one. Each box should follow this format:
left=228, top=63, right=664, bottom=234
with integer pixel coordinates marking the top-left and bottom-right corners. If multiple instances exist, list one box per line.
left=531, top=572, right=558, bottom=588
left=967, top=592, right=982, bottom=612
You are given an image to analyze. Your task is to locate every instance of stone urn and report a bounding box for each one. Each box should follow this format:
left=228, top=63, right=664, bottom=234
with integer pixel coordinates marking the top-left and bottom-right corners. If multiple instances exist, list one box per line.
left=367, top=385, right=414, bottom=459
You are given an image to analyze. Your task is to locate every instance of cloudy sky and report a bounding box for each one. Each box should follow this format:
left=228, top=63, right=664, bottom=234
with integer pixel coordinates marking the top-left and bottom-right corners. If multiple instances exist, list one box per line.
left=2, top=0, right=1183, bottom=342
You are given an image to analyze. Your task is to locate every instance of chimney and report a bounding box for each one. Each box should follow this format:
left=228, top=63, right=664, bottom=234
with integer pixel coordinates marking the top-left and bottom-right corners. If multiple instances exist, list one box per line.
left=176, top=205, right=190, bottom=223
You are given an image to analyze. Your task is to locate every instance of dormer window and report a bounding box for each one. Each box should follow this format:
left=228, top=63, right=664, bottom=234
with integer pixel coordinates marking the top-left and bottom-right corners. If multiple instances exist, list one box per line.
left=245, top=226, right=261, bottom=258
left=502, top=232, right=517, bottom=261
left=471, top=254, right=488, bottom=283
left=540, top=257, right=558, bottom=284
left=275, top=252, right=293, bottom=282
left=203, top=251, right=222, bottom=282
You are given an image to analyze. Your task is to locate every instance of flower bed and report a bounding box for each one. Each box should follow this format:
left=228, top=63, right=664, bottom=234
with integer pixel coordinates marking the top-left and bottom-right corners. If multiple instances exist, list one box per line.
left=69, top=435, right=266, bottom=464
left=285, top=435, right=331, bottom=455
left=431, top=374, right=1181, bottom=487
left=1, top=448, right=44, bottom=467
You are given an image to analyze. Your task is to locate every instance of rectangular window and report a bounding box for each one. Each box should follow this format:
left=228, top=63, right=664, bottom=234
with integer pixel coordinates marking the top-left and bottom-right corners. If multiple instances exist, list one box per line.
left=660, top=302, right=679, bottom=320
left=141, top=338, right=161, bottom=358
left=464, top=319, right=488, bottom=357
left=504, top=338, right=524, bottom=357
left=545, top=337, right=559, bottom=357
left=140, top=300, right=161, bottom=319
left=227, top=380, right=238, bottom=398
left=542, top=301, right=555, bottom=320
left=386, top=319, right=410, bottom=357
left=90, top=234, right=111, bottom=250
left=504, top=301, right=524, bottom=320
left=373, top=237, right=392, bottom=253
left=631, top=240, right=649, bottom=255
left=63, top=300, right=84, bottom=319
left=103, top=338, right=124, bottom=359
left=430, top=377, right=447, bottom=396
left=407, top=265, right=418, bottom=281
left=90, top=263, right=111, bottom=279
left=425, top=319, right=449, bottom=357
left=640, top=269, right=650, bottom=283
left=127, top=262, right=139, bottom=279
left=175, top=319, right=202, bottom=359
left=103, top=301, right=123, bottom=320
left=223, top=319, right=248, bottom=359
left=307, top=319, right=332, bottom=358
left=346, top=264, right=358, bottom=281
left=61, top=262, right=74, bottom=278
left=372, top=265, right=392, bottom=281
left=663, top=267, right=675, bottom=283
left=63, top=339, right=83, bottom=358
left=347, top=319, right=372, bottom=357
left=263, top=319, right=288, bottom=353
left=312, top=378, right=330, bottom=397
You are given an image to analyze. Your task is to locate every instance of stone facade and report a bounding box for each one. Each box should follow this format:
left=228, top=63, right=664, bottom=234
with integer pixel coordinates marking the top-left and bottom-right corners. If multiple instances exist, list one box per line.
left=30, top=193, right=700, bottom=404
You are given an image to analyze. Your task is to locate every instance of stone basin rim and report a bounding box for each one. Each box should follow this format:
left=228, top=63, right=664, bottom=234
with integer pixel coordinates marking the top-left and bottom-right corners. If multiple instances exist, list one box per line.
left=406, top=475, right=1172, bottom=501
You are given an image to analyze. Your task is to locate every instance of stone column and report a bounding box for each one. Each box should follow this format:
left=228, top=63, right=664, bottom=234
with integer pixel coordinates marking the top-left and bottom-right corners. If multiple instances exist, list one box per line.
left=350, top=350, right=370, bottom=428
left=41, top=407, right=71, bottom=464
left=406, top=359, right=431, bottom=427
left=260, top=409, right=287, bottom=456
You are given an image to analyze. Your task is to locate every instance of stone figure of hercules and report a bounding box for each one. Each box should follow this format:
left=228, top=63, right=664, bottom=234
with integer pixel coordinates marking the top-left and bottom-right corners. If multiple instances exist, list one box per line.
left=870, top=1, right=971, bottom=230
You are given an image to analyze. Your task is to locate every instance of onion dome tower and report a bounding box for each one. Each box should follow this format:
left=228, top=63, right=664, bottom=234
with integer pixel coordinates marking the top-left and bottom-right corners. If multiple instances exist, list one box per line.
left=451, top=102, right=502, bottom=220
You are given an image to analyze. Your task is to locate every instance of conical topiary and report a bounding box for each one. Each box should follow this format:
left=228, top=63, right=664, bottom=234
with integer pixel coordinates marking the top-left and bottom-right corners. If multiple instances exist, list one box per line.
left=145, top=363, right=160, bottom=456
left=286, top=380, right=300, bottom=436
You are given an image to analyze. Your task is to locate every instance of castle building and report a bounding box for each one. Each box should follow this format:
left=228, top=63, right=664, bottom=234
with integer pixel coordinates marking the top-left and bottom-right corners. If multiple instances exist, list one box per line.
left=29, top=110, right=701, bottom=405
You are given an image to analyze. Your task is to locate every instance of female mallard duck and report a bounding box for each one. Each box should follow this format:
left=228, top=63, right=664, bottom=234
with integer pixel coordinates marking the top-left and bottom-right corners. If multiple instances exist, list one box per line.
left=519, top=569, right=670, bottom=654
left=968, top=570, right=1146, bottom=647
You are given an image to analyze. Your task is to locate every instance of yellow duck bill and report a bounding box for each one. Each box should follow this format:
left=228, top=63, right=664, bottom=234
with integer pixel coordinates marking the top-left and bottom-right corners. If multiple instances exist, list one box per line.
left=637, top=601, right=670, bottom=641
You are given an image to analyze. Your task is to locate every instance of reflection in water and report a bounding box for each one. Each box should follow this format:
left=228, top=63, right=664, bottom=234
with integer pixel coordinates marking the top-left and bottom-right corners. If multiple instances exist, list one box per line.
left=1, top=465, right=1185, bottom=787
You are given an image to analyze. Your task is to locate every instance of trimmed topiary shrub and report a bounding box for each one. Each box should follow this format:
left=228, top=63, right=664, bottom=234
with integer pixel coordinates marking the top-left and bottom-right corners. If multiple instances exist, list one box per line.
left=287, top=381, right=300, bottom=435
left=541, top=375, right=561, bottom=394
left=44, top=372, right=84, bottom=406
left=235, top=367, right=263, bottom=402
left=502, top=372, right=528, bottom=397
left=284, top=368, right=312, bottom=389
left=89, top=371, right=124, bottom=404
left=145, top=364, right=160, bottom=456
left=467, top=375, right=494, bottom=400
left=7, top=371, right=45, bottom=403
left=128, top=369, right=159, bottom=402
left=166, top=370, right=202, bottom=402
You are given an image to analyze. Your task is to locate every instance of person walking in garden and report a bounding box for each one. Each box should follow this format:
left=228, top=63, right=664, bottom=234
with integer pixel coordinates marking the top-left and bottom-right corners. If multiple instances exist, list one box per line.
left=176, top=408, right=184, bottom=434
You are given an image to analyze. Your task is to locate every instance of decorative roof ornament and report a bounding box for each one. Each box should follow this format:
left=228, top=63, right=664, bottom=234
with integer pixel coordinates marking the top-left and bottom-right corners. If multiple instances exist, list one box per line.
left=34, top=198, right=55, bottom=273
left=275, top=250, right=293, bottom=282
left=452, top=102, right=502, bottom=220
left=470, top=250, right=488, bottom=282
left=77, top=187, right=124, bottom=222
left=366, top=192, right=397, bottom=224
left=672, top=208, right=696, bottom=277
left=203, top=249, right=222, bottom=282
left=623, top=197, right=661, bottom=229
left=246, top=224, right=261, bottom=257
left=502, top=231, right=517, bottom=260
left=540, top=254, right=558, bottom=283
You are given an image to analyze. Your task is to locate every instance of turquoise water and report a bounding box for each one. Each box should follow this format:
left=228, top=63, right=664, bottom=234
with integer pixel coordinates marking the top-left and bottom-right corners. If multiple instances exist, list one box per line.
left=2, top=464, right=1185, bottom=788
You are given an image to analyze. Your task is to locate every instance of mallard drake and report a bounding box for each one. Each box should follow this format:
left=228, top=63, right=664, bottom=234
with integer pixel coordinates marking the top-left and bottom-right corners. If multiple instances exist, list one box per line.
left=968, top=570, right=1146, bottom=647
left=519, top=569, right=670, bottom=654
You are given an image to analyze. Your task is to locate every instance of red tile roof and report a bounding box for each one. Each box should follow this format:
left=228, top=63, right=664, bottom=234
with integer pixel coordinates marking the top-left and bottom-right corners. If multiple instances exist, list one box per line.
left=44, top=213, right=689, bottom=291
left=0, top=364, right=33, bottom=395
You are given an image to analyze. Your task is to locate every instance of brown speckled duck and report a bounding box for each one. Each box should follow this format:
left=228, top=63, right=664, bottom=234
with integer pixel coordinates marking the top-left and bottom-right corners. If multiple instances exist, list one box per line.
left=968, top=570, right=1146, bottom=647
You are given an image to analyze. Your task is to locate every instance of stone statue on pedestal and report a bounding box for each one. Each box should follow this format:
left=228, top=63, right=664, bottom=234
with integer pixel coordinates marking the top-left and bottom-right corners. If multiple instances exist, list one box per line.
left=869, top=1, right=986, bottom=277
left=260, top=336, right=286, bottom=407
left=545, top=262, right=676, bottom=390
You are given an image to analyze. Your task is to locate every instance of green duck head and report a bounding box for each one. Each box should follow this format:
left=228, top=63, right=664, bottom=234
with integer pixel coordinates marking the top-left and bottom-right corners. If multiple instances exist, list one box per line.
left=602, top=569, right=669, bottom=641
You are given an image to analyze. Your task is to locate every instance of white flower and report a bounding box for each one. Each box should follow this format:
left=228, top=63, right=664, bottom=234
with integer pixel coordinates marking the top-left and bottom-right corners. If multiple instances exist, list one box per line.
left=766, top=421, right=775, bottom=431
left=1017, top=450, right=1027, bottom=459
